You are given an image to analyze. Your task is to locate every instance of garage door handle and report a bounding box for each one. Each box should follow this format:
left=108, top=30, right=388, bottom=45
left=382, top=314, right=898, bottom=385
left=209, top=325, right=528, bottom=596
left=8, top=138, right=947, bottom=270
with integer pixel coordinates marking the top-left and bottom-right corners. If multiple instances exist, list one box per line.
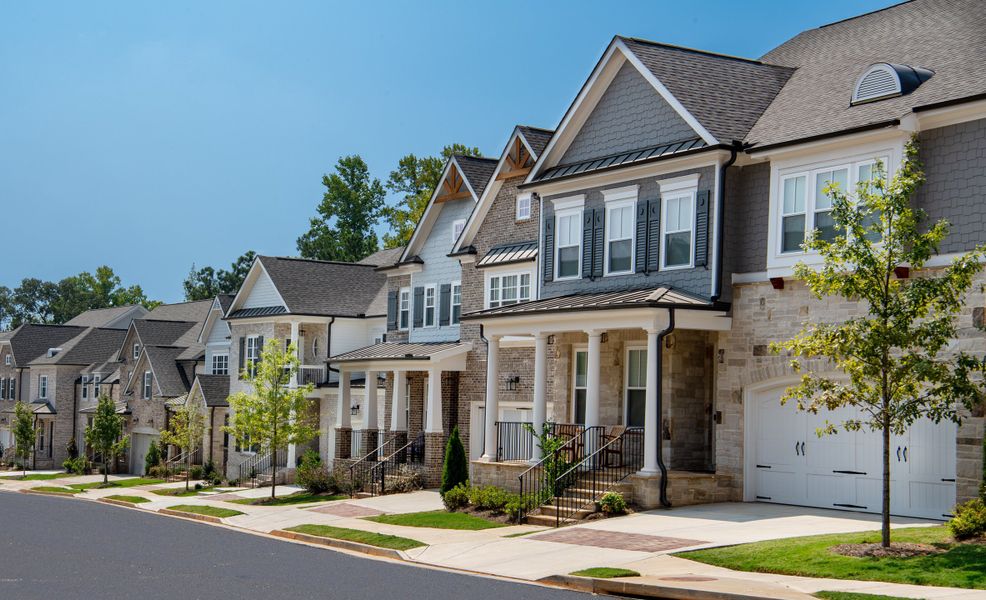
left=756, top=464, right=772, bottom=469
left=941, top=478, right=955, bottom=482
left=800, top=441, right=805, bottom=456
left=903, top=446, right=908, bottom=462
left=833, top=503, right=867, bottom=509
left=832, top=470, right=866, bottom=475
left=896, top=446, right=901, bottom=461
left=795, top=441, right=800, bottom=456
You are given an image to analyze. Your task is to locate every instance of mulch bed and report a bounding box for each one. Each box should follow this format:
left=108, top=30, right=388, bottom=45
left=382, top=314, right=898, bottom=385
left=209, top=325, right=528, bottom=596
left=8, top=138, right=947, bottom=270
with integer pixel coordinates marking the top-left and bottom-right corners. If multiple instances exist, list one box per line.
left=459, top=507, right=514, bottom=524
left=830, top=542, right=945, bottom=558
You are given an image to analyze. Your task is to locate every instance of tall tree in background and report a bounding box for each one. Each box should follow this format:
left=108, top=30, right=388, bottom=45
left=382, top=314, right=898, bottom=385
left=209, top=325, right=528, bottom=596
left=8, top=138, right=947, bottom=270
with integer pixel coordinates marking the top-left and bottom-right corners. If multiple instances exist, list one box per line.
left=183, top=250, right=257, bottom=301
left=297, top=155, right=384, bottom=262
left=382, top=143, right=482, bottom=249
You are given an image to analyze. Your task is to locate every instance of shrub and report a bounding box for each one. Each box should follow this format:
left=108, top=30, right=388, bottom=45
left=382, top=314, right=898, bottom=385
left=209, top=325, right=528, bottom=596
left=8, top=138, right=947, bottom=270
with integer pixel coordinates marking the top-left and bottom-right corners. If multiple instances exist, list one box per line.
left=190, top=465, right=204, bottom=480
left=144, top=443, right=161, bottom=474
left=440, top=426, right=468, bottom=496
left=388, top=465, right=422, bottom=494
left=147, top=465, right=166, bottom=479
left=297, top=450, right=334, bottom=494
left=202, top=460, right=223, bottom=486
left=443, top=483, right=470, bottom=511
left=948, top=498, right=986, bottom=540
left=469, top=485, right=512, bottom=512
left=66, top=437, right=79, bottom=460
left=62, top=455, right=88, bottom=475
left=599, top=491, right=627, bottom=515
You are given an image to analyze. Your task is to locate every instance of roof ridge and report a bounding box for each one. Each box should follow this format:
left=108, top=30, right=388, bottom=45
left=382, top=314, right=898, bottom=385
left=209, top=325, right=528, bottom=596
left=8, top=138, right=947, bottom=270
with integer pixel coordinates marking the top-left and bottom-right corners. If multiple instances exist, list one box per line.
left=153, top=298, right=212, bottom=307
left=136, top=318, right=197, bottom=324
left=517, top=124, right=555, bottom=133
left=818, top=0, right=913, bottom=29
left=453, top=154, right=497, bottom=163
left=262, top=255, right=379, bottom=267
left=620, top=35, right=773, bottom=67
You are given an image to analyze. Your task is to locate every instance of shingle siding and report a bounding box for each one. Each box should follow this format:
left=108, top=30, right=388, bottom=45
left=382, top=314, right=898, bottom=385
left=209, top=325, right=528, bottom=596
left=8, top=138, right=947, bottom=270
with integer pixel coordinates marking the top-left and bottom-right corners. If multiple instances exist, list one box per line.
left=724, top=162, right=770, bottom=278
left=916, top=118, right=986, bottom=254
left=561, top=62, right=697, bottom=165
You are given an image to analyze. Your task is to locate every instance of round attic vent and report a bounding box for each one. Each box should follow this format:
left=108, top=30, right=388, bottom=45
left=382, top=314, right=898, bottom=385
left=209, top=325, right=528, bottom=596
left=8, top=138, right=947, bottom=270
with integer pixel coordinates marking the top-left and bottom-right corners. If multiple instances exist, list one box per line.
left=852, top=63, right=934, bottom=105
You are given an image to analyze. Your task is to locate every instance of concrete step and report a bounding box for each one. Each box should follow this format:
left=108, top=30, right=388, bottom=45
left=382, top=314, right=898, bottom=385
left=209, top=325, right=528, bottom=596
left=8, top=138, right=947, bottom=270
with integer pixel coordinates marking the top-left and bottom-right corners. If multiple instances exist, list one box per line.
left=538, top=504, right=595, bottom=520
left=525, top=513, right=578, bottom=527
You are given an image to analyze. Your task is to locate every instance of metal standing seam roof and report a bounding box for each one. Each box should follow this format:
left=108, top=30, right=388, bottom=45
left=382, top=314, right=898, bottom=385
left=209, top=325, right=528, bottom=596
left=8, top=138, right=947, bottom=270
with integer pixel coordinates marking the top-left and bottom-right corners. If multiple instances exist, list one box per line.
left=225, top=306, right=288, bottom=319
left=535, top=138, right=708, bottom=183
left=330, top=342, right=468, bottom=362
left=477, top=241, right=538, bottom=268
left=462, top=286, right=720, bottom=320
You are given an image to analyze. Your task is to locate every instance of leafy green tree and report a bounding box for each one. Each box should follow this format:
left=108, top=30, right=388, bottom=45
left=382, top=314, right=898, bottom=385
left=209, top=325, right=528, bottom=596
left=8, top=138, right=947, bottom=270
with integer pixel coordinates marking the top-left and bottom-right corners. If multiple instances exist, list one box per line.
left=297, top=155, right=384, bottom=262
left=144, top=440, right=161, bottom=474
left=10, top=278, right=58, bottom=326
left=160, top=403, right=206, bottom=490
left=773, top=140, right=986, bottom=548
left=382, top=144, right=482, bottom=248
left=440, top=426, right=468, bottom=496
left=225, top=340, right=316, bottom=498
left=85, top=395, right=129, bottom=484
left=12, top=401, right=36, bottom=476
left=183, top=251, right=257, bottom=301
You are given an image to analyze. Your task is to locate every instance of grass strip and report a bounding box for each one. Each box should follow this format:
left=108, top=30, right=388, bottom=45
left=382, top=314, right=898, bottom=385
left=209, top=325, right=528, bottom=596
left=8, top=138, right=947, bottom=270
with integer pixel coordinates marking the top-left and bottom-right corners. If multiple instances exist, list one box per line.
left=151, top=487, right=215, bottom=497
left=285, top=524, right=424, bottom=550
left=228, top=492, right=346, bottom=506
left=30, top=486, right=81, bottom=494
left=814, top=592, right=912, bottom=600
left=364, top=510, right=505, bottom=531
left=570, top=567, right=641, bottom=579
left=1, top=472, right=66, bottom=481
left=167, top=504, right=244, bottom=519
left=104, top=494, right=150, bottom=504
left=69, top=478, right=164, bottom=490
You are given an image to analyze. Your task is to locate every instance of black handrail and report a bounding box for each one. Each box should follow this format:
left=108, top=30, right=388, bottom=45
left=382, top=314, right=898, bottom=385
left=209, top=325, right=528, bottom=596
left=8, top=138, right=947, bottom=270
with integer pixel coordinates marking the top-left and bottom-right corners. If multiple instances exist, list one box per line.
left=356, top=432, right=425, bottom=497
left=495, top=421, right=534, bottom=461
left=237, top=447, right=287, bottom=488
left=348, top=433, right=400, bottom=497
left=552, top=427, right=644, bottom=526
left=515, top=425, right=601, bottom=523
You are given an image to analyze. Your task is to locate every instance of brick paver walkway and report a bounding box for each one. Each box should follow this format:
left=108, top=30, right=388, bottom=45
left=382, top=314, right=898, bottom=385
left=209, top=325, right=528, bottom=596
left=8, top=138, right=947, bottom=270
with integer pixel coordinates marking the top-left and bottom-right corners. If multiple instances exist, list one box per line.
left=531, top=528, right=706, bottom=552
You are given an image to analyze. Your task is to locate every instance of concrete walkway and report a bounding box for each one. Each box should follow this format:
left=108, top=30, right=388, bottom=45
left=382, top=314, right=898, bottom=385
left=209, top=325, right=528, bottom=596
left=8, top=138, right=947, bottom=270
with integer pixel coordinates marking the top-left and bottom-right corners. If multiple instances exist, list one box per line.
left=3, top=473, right=983, bottom=600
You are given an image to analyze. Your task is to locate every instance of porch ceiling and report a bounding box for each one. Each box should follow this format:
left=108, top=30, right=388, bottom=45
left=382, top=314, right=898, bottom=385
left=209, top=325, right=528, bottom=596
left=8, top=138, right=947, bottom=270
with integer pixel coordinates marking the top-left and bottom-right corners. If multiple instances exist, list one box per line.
left=329, top=341, right=472, bottom=372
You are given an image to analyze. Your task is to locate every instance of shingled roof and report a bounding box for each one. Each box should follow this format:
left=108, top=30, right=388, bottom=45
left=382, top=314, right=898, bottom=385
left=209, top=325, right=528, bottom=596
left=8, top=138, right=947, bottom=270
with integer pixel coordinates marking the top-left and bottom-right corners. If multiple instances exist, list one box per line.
left=746, top=0, right=986, bottom=148
left=358, top=246, right=405, bottom=268
left=5, top=324, right=87, bottom=367
left=28, top=327, right=127, bottom=366
left=517, top=126, right=555, bottom=157
left=64, top=305, right=148, bottom=329
left=193, top=374, right=230, bottom=407
left=145, top=298, right=214, bottom=324
left=454, top=155, right=498, bottom=199
left=132, top=319, right=199, bottom=347
left=143, top=346, right=193, bottom=397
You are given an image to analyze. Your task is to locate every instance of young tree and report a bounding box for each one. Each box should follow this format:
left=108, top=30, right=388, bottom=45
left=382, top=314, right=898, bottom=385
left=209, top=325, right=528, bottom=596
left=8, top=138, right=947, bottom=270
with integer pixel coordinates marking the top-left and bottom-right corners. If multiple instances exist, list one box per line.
left=85, top=395, right=129, bottom=485
left=12, top=401, right=36, bottom=477
left=160, top=403, right=206, bottom=490
left=382, top=144, right=482, bottom=249
left=297, top=155, right=384, bottom=262
left=773, top=140, right=986, bottom=548
left=440, top=426, right=468, bottom=496
left=225, top=340, right=316, bottom=499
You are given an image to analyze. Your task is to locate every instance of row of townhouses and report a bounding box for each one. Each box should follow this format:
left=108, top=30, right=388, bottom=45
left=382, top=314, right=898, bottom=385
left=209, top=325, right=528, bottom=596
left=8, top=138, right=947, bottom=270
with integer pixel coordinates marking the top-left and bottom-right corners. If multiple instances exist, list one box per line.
left=1, top=0, right=983, bottom=523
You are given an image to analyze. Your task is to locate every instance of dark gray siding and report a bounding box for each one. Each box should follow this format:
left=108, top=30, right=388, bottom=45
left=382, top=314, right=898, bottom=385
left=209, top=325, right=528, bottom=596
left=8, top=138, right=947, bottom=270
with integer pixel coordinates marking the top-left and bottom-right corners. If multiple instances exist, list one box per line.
left=724, top=163, right=770, bottom=282
left=542, top=166, right=714, bottom=299
left=916, top=118, right=986, bottom=254
left=560, top=62, right=697, bottom=165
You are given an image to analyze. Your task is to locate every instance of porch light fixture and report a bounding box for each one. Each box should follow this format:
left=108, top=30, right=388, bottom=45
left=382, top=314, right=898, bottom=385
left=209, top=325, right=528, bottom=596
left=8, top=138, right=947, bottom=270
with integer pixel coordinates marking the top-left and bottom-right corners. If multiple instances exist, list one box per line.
left=769, top=277, right=785, bottom=290
left=547, top=335, right=555, bottom=345
left=505, top=375, right=520, bottom=391
left=351, top=404, right=360, bottom=416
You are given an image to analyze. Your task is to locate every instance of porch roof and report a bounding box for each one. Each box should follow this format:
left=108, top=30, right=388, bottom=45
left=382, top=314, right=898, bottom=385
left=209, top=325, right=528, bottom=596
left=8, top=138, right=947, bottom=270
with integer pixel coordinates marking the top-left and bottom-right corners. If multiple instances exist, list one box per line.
left=330, top=341, right=468, bottom=363
left=462, top=286, right=724, bottom=320
left=477, top=240, right=538, bottom=268
left=30, top=401, right=56, bottom=415
left=79, top=401, right=130, bottom=415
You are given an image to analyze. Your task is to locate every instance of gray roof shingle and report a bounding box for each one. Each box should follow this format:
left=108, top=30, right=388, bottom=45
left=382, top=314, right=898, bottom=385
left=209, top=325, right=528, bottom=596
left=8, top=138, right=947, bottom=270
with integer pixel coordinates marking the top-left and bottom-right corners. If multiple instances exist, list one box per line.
left=6, top=324, right=87, bottom=367
left=195, top=374, right=230, bottom=407
left=64, top=305, right=148, bottom=329
left=144, top=346, right=193, bottom=397
left=28, top=327, right=127, bottom=366
left=517, top=126, right=555, bottom=157
left=455, top=155, right=498, bottom=198
left=132, top=319, right=199, bottom=347
left=358, top=246, right=405, bottom=268
left=146, top=299, right=214, bottom=324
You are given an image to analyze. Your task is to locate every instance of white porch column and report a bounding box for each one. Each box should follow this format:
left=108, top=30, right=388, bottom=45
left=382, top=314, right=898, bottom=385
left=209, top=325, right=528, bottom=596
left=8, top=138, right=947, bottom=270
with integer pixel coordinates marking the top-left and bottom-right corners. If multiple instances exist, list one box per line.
left=390, top=371, right=407, bottom=431
left=585, top=330, right=603, bottom=427
left=531, top=332, right=548, bottom=462
left=481, top=335, right=500, bottom=460
left=365, top=371, right=378, bottom=430
left=425, top=369, right=442, bottom=433
left=640, top=328, right=661, bottom=475
left=337, top=369, right=352, bottom=428
left=287, top=320, right=301, bottom=468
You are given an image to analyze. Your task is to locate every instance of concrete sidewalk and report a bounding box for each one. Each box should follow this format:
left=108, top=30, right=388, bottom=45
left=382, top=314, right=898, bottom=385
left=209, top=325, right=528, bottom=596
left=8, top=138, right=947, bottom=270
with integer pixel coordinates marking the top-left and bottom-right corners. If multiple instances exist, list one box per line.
left=3, top=475, right=983, bottom=600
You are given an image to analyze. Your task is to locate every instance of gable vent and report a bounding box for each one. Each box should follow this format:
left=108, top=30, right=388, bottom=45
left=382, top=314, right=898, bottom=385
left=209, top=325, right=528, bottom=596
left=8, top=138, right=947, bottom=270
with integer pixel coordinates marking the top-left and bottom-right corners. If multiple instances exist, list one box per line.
left=852, top=63, right=934, bottom=105
left=47, top=347, right=61, bottom=357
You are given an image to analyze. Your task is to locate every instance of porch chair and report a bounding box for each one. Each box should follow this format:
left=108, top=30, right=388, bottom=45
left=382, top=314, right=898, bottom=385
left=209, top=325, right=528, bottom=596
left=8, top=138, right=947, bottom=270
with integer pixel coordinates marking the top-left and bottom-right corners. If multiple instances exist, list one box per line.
left=552, top=423, right=585, bottom=463
left=601, top=425, right=627, bottom=467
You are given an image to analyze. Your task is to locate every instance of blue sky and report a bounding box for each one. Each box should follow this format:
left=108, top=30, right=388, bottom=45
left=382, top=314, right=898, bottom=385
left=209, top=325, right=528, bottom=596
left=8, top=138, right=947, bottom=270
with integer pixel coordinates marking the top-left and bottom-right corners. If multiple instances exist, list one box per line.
left=0, top=0, right=896, bottom=303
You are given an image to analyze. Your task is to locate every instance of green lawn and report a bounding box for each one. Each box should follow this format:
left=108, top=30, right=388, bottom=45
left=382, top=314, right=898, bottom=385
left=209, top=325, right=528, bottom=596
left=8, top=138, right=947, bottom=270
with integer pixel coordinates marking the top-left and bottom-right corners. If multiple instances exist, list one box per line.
left=1, top=472, right=66, bottom=481
left=814, top=592, right=911, bottom=600
left=104, top=494, right=150, bottom=504
left=679, top=526, right=986, bottom=589
left=364, top=510, right=506, bottom=531
left=285, top=524, right=425, bottom=550
left=228, top=492, right=346, bottom=506
left=570, top=567, right=641, bottom=579
left=151, top=486, right=215, bottom=497
left=69, top=477, right=164, bottom=491
left=30, top=486, right=81, bottom=494
left=167, top=504, right=244, bottom=519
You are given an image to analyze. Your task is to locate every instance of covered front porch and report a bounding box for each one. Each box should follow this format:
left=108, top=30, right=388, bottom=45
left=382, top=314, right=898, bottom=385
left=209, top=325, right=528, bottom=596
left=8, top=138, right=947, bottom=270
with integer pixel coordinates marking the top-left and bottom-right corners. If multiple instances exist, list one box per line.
left=464, top=286, right=731, bottom=510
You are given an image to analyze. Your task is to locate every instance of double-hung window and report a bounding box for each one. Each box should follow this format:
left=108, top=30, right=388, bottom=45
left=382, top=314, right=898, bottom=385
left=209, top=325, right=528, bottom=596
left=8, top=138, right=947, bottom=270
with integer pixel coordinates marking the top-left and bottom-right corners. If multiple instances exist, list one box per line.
left=452, top=219, right=466, bottom=242
left=81, top=375, right=89, bottom=400
left=487, top=272, right=531, bottom=308
left=516, top=193, right=532, bottom=221
left=605, top=198, right=635, bottom=275
left=555, top=207, right=582, bottom=279
left=780, top=174, right=808, bottom=253
left=245, top=336, right=260, bottom=377
left=625, top=348, right=647, bottom=427
left=424, top=286, right=436, bottom=328
left=856, top=160, right=885, bottom=241
left=93, top=374, right=101, bottom=397
left=142, top=371, right=152, bottom=399
left=212, top=353, right=229, bottom=375
left=451, top=282, right=462, bottom=325
left=39, top=375, right=48, bottom=399
left=4, top=354, right=10, bottom=365
left=133, top=343, right=141, bottom=360
left=661, top=192, right=695, bottom=269
left=398, top=288, right=410, bottom=330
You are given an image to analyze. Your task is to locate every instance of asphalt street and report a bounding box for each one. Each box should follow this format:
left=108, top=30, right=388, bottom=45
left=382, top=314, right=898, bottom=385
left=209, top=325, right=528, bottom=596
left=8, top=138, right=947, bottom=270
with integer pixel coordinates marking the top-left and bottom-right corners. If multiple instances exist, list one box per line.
left=0, top=491, right=590, bottom=600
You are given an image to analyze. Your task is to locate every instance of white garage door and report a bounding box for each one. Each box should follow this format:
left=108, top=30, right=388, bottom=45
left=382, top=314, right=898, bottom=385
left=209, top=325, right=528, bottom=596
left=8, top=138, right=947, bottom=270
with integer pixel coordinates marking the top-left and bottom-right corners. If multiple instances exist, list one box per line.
left=130, top=434, right=157, bottom=475
left=752, top=386, right=956, bottom=520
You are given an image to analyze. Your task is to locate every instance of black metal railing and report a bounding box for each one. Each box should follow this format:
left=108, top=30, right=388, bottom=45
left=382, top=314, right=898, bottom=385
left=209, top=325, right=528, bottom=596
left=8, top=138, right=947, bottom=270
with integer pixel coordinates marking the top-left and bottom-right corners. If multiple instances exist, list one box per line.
left=551, top=427, right=644, bottom=526
left=353, top=432, right=426, bottom=497
left=348, top=434, right=399, bottom=496
left=515, top=424, right=601, bottom=523
left=164, top=451, right=190, bottom=482
left=495, top=421, right=534, bottom=461
left=237, top=447, right=287, bottom=488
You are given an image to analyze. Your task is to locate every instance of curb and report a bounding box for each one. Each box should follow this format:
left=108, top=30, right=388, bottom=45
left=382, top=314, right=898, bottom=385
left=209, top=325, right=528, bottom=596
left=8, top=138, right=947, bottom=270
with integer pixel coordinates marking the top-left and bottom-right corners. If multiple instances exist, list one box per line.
left=99, top=497, right=146, bottom=509
left=20, top=488, right=79, bottom=498
left=270, top=529, right=406, bottom=560
left=158, top=508, right=224, bottom=524
left=538, top=575, right=814, bottom=600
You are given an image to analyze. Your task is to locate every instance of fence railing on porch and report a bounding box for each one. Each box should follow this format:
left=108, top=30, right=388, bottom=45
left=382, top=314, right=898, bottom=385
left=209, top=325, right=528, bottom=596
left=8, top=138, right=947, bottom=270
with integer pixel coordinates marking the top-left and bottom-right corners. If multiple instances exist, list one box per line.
left=495, top=421, right=535, bottom=461
left=515, top=425, right=600, bottom=523
left=351, top=432, right=426, bottom=497
left=237, top=447, right=287, bottom=488
left=550, top=426, right=644, bottom=526
left=298, top=364, right=326, bottom=386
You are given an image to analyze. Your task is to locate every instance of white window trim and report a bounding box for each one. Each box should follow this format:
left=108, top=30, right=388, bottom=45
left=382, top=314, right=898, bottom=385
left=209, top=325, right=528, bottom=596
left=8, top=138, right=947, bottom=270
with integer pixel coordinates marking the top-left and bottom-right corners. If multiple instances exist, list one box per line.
left=142, top=371, right=152, bottom=399
left=659, top=189, right=697, bottom=271
left=39, top=375, right=48, bottom=399
left=601, top=184, right=639, bottom=203
left=93, top=374, right=101, bottom=397
left=766, top=141, right=902, bottom=272
left=452, top=219, right=466, bottom=243
left=398, top=287, right=410, bottom=331
left=423, top=284, right=437, bottom=328
left=555, top=206, right=583, bottom=281
left=624, top=344, right=647, bottom=427
left=245, top=335, right=260, bottom=377
left=603, top=196, right=637, bottom=276
left=4, top=355, right=11, bottom=366
left=81, top=375, right=89, bottom=400
left=656, top=173, right=700, bottom=194
left=515, top=193, right=532, bottom=221
left=133, top=343, right=140, bottom=360
left=212, top=353, right=229, bottom=375
left=550, top=194, right=585, bottom=211
left=484, top=268, right=533, bottom=309
left=451, top=281, right=462, bottom=325
left=571, top=345, right=588, bottom=425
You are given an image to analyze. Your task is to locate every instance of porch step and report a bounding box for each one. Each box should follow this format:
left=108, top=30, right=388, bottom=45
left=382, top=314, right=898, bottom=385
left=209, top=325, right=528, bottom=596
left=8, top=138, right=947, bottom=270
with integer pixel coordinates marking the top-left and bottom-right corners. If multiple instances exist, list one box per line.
left=537, top=503, right=596, bottom=520
left=525, top=513, right=579, bottom=527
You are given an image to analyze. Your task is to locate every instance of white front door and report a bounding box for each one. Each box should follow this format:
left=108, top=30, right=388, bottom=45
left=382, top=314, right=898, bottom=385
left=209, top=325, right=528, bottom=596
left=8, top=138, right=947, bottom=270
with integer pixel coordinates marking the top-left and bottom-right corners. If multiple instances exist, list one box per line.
left=751, top=384, right=957, bottom=520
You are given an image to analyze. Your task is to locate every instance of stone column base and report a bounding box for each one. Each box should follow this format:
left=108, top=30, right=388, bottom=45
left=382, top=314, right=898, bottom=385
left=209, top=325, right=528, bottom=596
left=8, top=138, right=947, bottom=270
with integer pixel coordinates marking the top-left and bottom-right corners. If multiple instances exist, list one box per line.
left=361, top=429, right=380, bottom=460
left=423, top=432, right=446, bottom=488
left=334, top=427, right=353, bottom=462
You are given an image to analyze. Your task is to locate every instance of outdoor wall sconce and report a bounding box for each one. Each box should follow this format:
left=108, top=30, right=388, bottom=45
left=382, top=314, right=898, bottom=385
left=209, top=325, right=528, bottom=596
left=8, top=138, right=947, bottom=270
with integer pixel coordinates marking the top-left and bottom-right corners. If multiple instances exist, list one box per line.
left=351, top=404, right=360, bottom=416
left=505, top=376, right=520, bottom=391
left=547, top=334, right=555, bottom=345
left=769, top=276, right=785, bottom=290
left=894, top=266, right=910, bottom=279
left=665, top=334, right=676, bottom=349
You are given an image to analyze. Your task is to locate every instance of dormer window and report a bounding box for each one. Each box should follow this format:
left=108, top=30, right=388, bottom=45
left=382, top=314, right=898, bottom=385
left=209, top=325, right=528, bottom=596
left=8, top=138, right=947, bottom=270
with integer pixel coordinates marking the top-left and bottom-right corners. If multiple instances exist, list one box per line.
left=4, top=355, right=10, bottom=366
left=516, top=193, right=532, bottom=221
left=851, top=63, right=933, bottom=105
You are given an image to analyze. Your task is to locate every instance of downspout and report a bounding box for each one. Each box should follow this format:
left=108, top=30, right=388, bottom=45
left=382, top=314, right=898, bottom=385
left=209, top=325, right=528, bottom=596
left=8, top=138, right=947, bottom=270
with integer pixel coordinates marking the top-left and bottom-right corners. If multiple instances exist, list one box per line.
left=325, top=317, right=337, bottom=383
left=655, top=308, right=676, bottom=508
left=711, top=145, right=739, bottom=303
left=209, top=407, right=215, bottom=463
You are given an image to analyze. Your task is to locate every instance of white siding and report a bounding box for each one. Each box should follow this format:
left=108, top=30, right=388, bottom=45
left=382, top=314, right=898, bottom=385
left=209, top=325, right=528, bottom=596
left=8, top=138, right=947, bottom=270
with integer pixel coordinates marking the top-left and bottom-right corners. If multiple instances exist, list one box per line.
left=409, top=198, right=469, bottom=343
left=242, top=270, right=284, bottom=309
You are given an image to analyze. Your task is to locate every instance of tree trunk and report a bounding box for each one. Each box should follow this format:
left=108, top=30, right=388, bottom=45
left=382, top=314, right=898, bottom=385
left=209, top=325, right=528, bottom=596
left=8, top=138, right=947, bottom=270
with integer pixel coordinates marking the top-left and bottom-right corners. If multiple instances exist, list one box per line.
left=103, top=455, right=109, bottom=485
left=882, top=414, right=891, bottom=548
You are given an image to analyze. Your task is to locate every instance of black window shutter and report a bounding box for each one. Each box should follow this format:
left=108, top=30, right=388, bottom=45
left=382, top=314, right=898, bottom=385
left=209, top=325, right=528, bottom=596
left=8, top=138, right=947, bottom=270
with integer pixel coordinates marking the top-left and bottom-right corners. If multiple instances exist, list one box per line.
left=413, top=286, right=425, bottom=328
left=592, top=208, right=605, bottom=278
left=256, top=335, right=264, bottom=365
left=695, top=189, right=710, bottom=268
left=386, top=290, right=398, bottom=331
left=635, top=198, right=649, bottom=273
left=238, top=337, right=245, bottom=380
left=581, top=210, right=594, bottom=279
left=647, top=198, right=662, bottom=272
left=542, top=217, right=554, bottom=282
left=439, top=284, right=451, bottom=326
